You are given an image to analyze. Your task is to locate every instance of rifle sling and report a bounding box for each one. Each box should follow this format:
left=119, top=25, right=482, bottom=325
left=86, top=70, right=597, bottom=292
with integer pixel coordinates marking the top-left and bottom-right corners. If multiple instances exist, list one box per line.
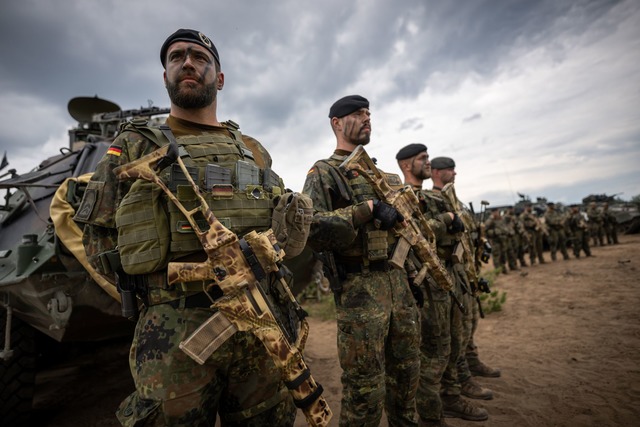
left=239, top=238, right=266, bottom=281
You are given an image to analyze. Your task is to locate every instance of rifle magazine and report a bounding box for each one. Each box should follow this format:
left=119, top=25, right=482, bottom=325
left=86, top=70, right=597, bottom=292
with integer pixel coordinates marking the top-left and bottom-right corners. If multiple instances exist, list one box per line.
left=179, top=311, right=238, bottom=365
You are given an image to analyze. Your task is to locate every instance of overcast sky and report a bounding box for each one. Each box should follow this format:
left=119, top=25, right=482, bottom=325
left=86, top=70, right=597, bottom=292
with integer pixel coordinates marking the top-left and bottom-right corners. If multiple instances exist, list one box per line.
left=1, top=0, right=639, bottom=207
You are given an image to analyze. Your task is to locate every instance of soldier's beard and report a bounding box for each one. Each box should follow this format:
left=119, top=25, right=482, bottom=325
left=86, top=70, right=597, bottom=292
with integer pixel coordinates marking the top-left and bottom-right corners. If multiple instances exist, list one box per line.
left=167, top=79, right=217, bottom=109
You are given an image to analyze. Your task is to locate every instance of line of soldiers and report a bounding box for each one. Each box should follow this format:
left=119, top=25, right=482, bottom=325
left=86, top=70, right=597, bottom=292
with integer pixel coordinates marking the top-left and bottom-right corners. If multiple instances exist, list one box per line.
left=484, top=200, right=620, bottom=274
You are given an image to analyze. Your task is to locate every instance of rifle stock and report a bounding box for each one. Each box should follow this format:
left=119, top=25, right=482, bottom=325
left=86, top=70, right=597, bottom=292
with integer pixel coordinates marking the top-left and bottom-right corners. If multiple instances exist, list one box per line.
left=114, top=144, right=332, bottom=427
left=339, top=145, right=453, bottom=291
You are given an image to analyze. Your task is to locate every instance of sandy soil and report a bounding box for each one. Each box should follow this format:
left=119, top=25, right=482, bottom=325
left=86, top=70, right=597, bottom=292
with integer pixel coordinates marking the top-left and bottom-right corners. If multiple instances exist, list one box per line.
left=33, top=234, right=640, bottom=427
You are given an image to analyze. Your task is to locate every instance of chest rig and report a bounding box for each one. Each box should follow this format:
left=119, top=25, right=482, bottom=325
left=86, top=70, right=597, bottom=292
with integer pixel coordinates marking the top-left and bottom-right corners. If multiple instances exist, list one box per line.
left=115, top=120, right=283, bottom=275
left=420, top=189, right=458, bottom=251
left=322, top=154, right=393, bottom=261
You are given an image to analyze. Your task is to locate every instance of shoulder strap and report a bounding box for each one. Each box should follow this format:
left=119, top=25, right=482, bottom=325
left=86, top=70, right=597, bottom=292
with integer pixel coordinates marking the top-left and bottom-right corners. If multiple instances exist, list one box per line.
left=121, top=118, right=170, bottom=148
left=317, top=159, right=353, bottom=202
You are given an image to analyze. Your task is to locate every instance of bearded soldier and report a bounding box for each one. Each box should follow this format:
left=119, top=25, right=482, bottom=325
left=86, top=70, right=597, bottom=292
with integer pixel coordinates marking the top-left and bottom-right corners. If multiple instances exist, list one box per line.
left=75, top=29, right=298, bottom=426
left=303, top=96, right=420, bottom=427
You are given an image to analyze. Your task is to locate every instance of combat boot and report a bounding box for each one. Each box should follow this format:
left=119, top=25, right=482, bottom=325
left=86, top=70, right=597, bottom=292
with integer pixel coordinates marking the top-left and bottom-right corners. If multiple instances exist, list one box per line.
left=461, top=378, right=494, bottom=400
left=442, top=396, right=488, bottom=421
left=469, top=360, right=501, bottom=378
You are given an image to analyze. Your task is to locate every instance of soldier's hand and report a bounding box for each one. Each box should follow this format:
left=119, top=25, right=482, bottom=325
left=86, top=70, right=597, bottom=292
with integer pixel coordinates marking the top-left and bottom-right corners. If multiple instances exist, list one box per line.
left=449, top=213, right=465, bottom=234
left=372, top=199, right=404, bottom=230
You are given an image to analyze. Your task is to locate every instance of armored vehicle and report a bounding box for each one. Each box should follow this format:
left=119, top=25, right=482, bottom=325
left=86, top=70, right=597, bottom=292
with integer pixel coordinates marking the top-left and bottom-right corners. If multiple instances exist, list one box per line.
left=0, top=96, right=169, bottom=424
left=582, top=193, right=640, bottom=235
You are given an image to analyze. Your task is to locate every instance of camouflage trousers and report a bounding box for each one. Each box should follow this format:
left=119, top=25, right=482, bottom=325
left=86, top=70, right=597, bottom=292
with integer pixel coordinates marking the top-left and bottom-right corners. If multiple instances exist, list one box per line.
left=116, top=303, right=296, bottom=427
left=441, top=267, right=471, bottom=399
left=526, top=229, right=545, bottom=264
left=590, top=223, right=605, bottom=246
left=415, top=280, right=451, bottom=422
left=458, top=291, right=479, bottom=383
left=489, top=238, right=507, bottom=271
left=335, top=268, right=420, bottom=427
left=571, top=229, right=592, bottom=257
left=548, top=228, right=569, bottom=260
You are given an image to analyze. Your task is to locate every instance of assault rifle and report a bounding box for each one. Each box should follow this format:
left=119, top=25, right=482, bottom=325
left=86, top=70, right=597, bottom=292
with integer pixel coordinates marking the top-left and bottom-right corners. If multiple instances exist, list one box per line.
left=339, top=145, right=453, bottom=292
left=113, top=133, right=332, bottom=427
left=443, top=186, right=492, bottom=318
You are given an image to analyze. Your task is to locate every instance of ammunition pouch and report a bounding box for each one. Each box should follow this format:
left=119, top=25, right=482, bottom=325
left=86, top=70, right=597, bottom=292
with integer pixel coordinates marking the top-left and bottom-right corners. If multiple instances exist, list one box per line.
left=365, top=229, right=389, bottom=261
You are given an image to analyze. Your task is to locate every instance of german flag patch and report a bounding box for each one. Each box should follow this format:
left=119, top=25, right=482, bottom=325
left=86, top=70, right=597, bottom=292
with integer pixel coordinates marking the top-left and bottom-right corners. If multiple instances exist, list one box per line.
left=106, top=145, right=122, bottom=156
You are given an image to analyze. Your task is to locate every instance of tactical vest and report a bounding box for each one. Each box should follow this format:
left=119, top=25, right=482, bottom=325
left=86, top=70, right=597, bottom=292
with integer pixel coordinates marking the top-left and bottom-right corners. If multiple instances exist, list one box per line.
left=321, top=154, right=395, bottom=261
left=115, top=120, right=283, bottom=275
left=420, top=190, right=458, bottom=250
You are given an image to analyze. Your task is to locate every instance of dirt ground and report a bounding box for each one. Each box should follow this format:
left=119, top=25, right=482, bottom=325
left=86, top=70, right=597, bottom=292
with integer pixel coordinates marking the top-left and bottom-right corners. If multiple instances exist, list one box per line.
left=32, top=234, right=640, bottom=427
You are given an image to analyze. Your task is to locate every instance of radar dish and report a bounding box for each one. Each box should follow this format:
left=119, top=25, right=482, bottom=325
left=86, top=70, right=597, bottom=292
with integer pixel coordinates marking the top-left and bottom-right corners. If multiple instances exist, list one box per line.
left=68, top=96, right=121, bottom=123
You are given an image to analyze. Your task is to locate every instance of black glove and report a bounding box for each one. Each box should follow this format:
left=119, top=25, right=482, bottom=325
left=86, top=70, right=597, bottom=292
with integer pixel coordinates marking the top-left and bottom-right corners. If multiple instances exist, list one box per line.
left=408, top=278, right=424, bottom=308
left=372, top=199, right=404, bottom=230
left=449, top=213, right=465, bottom=234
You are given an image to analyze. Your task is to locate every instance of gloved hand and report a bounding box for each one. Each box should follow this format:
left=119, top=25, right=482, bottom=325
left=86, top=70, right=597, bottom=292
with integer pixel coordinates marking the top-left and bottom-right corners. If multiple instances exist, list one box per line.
left=372, top=199, right=404, bottom=230
left=448, top=213, right=465, bottom=234
left=408, top=278, right=424, bottom=308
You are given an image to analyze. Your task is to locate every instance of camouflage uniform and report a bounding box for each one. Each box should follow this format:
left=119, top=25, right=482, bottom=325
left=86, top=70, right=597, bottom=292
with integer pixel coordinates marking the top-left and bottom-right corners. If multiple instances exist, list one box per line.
left=502, top=213, right=520, bottom=270
left=544, top=206, right=570, bottom=261
left=520, top=209, right=546, bottom=265
left=484, top=212, right=510, bottom=273
left=419, top=190, right=488, bottom=422
left=587, top=203, right=605, bottom=247
left=75, top=116, right=296, bottom=426
left=303, top=151, right=420, bottom=427
left=568, top=209, right=591, bottom=258
left=602, top=204, right=619, bottom=244
left=413, top=189, right=455, bottom=424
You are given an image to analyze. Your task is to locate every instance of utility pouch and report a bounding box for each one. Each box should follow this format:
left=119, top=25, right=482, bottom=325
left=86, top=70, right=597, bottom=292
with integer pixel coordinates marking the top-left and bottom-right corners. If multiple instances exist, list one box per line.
left=115, top=180, right=170, bottom=275
left=365, top=229, right=389, bottom=261
left=271, top=192, right=313, bottom=258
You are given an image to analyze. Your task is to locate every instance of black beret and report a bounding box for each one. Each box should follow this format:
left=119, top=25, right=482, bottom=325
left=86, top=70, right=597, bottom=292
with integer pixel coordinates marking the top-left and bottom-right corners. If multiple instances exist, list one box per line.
left=430, top=157, right=456, bottom=170
left=329, top=95, right=369, bottom=118
left=547, top=202, right=555, bottom=206
left=396, top=143, right=427, bottom=160
left=160, top=29, right=220, bottom=68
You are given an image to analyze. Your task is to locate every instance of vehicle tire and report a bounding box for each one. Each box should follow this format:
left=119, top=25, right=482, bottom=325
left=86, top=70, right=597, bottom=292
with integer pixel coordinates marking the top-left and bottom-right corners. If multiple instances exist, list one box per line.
left=0, top=310, right=37, bottom=427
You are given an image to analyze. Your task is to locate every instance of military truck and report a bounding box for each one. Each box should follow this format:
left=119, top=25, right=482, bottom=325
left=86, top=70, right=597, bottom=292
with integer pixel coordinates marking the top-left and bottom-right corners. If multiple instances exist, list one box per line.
left=0, top=96, right=169, bottom=424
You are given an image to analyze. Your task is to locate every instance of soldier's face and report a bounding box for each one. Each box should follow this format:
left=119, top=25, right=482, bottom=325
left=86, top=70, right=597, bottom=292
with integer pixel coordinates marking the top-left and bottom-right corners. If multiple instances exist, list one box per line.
left=340, top=108, right=371, bottom=145
left=411, top=152, right=431, bottom=180
left=164, top=42, right=222, bottom=109
left=439, top=168, right=456, bottom=184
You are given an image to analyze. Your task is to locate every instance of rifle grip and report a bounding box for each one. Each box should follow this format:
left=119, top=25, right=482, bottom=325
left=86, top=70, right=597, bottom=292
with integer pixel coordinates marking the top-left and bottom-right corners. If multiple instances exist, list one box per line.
left=389, top=237, right=411, bottom=269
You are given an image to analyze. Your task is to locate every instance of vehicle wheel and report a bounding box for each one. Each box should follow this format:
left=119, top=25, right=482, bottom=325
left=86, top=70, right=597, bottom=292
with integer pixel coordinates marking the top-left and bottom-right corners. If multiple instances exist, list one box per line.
left=0, top=311, right=37, bottom=426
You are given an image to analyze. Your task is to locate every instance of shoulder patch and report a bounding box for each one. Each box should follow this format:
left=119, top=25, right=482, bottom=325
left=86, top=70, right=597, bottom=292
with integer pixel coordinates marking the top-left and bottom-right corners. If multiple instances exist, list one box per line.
left=106, top=145, right=122, bottom=156
left=75, top=188, right=97, bottom=221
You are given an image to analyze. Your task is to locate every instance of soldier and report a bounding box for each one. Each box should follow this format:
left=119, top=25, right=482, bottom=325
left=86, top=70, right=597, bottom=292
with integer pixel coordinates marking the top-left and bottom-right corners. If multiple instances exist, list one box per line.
left=75, top=29, right=298, bottom=425
left=567, top=205, right=592, bottom=258
left=510, top=207, right=529, bottom=268
left=587, top=201, right=605, bottom=246
left=303, top=96, right=420, bottom=426
left=503, top=209, right=522, bottom=271
left=484, top=209, right=510, bottom=273
left=602, top=202, right=619, bottom=244
left=520, top=203, right=547, bottom=265
left=395, top=146, right=489, bottom=426
left=544, top=202, right=570, bottom=261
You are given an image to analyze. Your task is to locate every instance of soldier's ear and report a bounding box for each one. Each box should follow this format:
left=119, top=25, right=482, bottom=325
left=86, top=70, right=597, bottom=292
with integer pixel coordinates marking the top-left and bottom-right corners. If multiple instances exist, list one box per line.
left=216, top=72, right=225, bottom=90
